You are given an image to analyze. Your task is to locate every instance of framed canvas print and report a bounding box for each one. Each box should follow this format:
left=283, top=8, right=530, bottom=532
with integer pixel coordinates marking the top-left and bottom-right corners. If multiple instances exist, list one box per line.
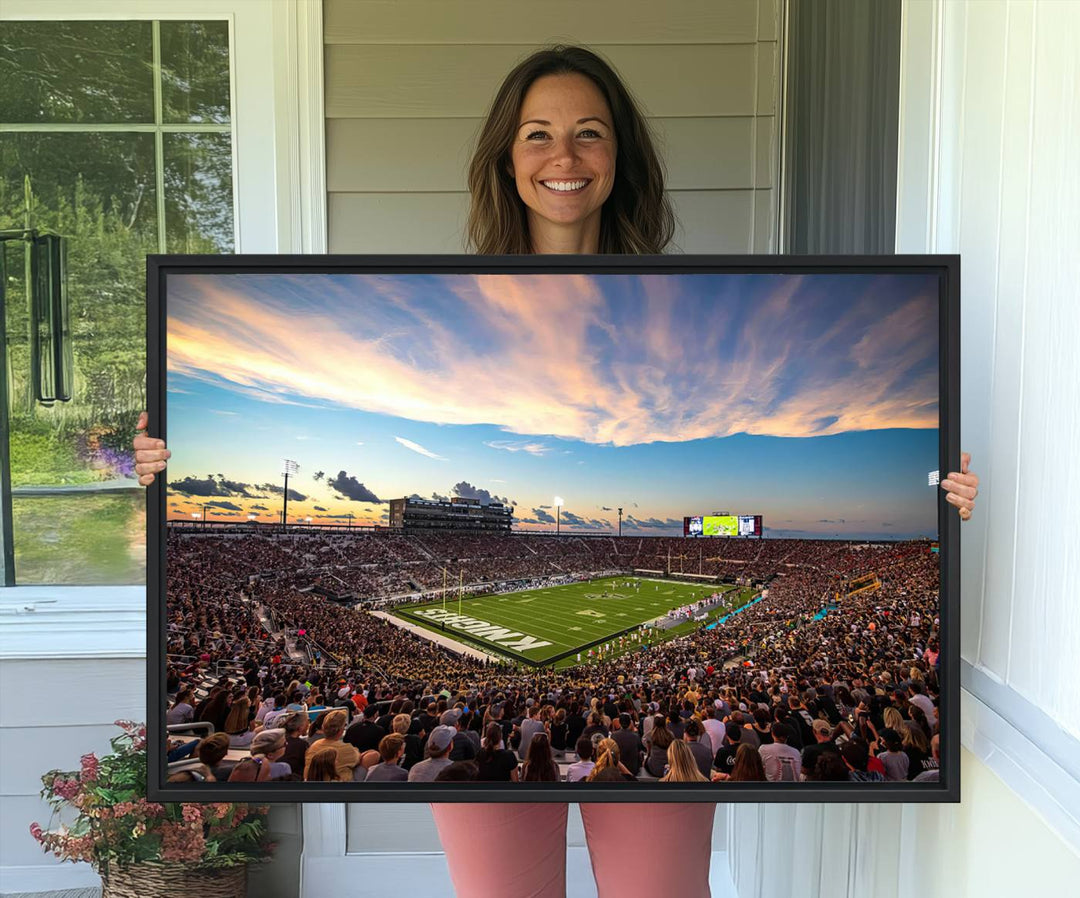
left=147, top=254, right=960, bottom=802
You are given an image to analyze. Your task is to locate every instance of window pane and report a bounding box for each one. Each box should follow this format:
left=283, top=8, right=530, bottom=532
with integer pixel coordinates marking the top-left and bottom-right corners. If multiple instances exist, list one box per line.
left=164, top=133, right=235, bottom=253
left=2, top=132, right=157, bottom=585
left=0, top=22, right=154, bottom=124
left=11, top=492, right=145, bottom=585
left=160, top=21, right=232, bottom=124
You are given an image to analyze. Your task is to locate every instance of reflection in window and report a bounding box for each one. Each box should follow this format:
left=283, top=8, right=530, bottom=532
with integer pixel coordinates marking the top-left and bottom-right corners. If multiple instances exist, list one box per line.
left=0, top=20, right=233, bottom=585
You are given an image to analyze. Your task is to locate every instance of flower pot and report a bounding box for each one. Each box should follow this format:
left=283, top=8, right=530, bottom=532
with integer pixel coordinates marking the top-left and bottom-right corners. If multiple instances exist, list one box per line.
left=101, top=862, right=247, bottom=898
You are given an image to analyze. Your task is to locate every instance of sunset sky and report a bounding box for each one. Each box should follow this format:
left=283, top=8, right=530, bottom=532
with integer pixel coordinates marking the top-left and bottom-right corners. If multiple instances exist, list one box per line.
left=165, top=270, right=941, bottom=540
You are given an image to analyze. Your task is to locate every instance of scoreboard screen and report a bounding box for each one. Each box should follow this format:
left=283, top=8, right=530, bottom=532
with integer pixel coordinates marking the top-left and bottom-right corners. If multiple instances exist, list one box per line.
left=683, top=514, right=762, bottom=537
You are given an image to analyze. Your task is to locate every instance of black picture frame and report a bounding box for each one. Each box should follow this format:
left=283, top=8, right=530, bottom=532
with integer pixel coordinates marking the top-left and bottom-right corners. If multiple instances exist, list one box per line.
left=147, top=253, right=960, bottom=803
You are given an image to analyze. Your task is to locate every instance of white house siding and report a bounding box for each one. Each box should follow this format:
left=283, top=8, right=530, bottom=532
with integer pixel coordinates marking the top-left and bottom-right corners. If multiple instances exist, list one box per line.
left=324, top=0, right=782, bottom=254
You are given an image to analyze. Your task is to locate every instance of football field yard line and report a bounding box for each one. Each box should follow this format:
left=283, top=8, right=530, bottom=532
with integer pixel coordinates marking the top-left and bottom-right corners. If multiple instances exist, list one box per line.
left=398, top=577, right=728, bottom=663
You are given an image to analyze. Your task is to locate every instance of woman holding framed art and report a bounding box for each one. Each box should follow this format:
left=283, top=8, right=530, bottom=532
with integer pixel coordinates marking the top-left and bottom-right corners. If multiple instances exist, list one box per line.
left=135, top=44, right=979, bottom=898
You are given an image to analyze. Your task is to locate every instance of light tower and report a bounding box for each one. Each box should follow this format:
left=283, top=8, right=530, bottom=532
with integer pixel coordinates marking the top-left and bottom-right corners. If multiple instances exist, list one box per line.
left=617, top=507, right=623, bottom=538
left=554, top=496, right=564, bottom=536
left=281, top=459, right=299, bottom=529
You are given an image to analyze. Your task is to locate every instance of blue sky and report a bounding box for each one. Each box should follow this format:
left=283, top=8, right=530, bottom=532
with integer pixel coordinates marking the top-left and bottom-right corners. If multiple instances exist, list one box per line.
left=165, top=271, right=941, bottom=539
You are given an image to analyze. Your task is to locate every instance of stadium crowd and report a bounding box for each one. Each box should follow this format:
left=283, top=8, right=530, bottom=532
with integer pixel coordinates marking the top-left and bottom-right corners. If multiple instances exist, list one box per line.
left=165, top=530, right=942, bottom=787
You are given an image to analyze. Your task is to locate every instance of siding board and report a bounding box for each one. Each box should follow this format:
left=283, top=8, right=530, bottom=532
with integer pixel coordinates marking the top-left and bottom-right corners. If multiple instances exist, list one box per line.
left=329, top=189, right=758, bottom=255
left=325, top=0, right=760, bottom=45
left=326, top=44, right=758, bottom=119
left=327, top=117, right=761, bottom=193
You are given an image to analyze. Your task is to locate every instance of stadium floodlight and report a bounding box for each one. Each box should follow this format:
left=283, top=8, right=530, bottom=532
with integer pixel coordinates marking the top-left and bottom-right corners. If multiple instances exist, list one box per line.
left=554, top=496, right=564, bottom=536
left=281, top=458, right=299, bottom=529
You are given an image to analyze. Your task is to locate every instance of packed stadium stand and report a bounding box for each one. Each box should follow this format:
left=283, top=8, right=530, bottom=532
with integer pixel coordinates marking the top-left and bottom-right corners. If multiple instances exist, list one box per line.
left=165, top=530, right=942, bottom=787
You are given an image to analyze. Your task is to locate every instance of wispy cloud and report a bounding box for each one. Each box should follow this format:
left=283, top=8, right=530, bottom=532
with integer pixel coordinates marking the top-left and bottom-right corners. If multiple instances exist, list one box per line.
left=395, top=436, right=446, bottom=460
left=168, top=272, right=939, bottom=448
left=484, top=440, right=552, bottom=456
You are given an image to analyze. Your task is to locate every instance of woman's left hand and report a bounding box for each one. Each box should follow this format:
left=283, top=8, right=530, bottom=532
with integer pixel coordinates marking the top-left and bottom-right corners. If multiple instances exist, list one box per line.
left=941, top=452, right=980, bottom=521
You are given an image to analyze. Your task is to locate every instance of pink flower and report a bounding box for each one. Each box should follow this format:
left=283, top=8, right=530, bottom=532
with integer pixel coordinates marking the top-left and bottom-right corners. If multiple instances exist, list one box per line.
left=181, top=805, right=203, bottom=824
left=80, top=753, right=100, bottom=782
left=29, top=822, right=44, bottom=843
left=160, top=822, right=206, bottom=863
left=52, top=778, right=80, bottom=801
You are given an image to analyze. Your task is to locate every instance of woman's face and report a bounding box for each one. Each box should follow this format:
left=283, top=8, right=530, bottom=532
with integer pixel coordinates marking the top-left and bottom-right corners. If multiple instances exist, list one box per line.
left=509, top=73, right=616, bottom=235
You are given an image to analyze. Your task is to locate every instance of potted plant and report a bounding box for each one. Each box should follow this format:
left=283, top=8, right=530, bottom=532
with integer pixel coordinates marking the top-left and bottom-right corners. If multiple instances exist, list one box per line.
left=30, top=720, right=273, bottom=897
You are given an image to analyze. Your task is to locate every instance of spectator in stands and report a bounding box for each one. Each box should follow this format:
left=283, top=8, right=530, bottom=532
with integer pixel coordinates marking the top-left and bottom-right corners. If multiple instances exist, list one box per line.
left=787, top=694, right=816, bottom=748
left=434, top=761, right=480, bottom=782
left=567, top=737, right=596, bottom=782
left=228, top=756, right=271, bottom=783
left=804, top=750, right=850, bottom=782
left=444, top=709, right=480, bottom=761
left=841, top=739, right=885, bottom=783
left=366, top=734, right=409, bottom=782
left=520, top=733, right=559, bottom=783
left=344, top=703, right=386, bottom=753
left=721, top=744, right=767, bottom=783
left=549, top=708, right=569, bottom=753
left=801, top=719, right=841, bottom=774
left=661, top=741, right=707, bottom=783
left=902, top=720, right=933, bottom=779
left=304, top=748, right=339, bottom=782
left=196, top=732, right=232, bottom=782
left=166, top=687, right=195, bottom=725
left=408, top=726, right=456, bottom=782
left=713, top=723, right=742, bottom=777
left=304, top=710, right=361, bottom=782
left=729, top=710, right=759, bottom=749
left=587, top=739, right=635, bottom=782
left=223, top=697, right=256, bottom=748
left=565, top=701, right=587, bottom=748
left=518, top=703, right=547, bottom=759
left=196, top=687, right=230, bottom=734
left=476, top=722, right=519, bottom=783
left=280, top=712, right=310, bottom=777
left=701, top=706, right=726, bottom=756
left=168, top=763, right=214, bottom=784
left=392, top=713, right=424, bottom=770
left=262, top=693, right=290, bottom=730
left=877, top=729, right=911, bottom=781
left=250, top=728, right=292, bottom=780
left=611, top=713, right=643, bottom=776
left=683, top=720, right=714, bottom=779
left=644, top=720, right=673, bottom=778
left=912, top=734, right=941, bottom=783
left=759, top=723, right=802, bottom=782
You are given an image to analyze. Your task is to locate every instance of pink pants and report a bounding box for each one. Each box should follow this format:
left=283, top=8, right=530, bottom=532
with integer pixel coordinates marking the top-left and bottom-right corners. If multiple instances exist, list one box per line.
left=431, top=802, right=716, bottom=898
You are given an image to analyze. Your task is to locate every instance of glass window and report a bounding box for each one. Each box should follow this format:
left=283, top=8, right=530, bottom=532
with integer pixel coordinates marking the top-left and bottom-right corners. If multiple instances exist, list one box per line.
left=0, top=20, right=234, bottom=584
left=0, top=22, right=155, bottom=124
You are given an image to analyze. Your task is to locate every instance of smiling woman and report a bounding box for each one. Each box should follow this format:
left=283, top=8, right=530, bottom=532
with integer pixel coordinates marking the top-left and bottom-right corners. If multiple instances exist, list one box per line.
left=466, top=45, right=674, bottom=255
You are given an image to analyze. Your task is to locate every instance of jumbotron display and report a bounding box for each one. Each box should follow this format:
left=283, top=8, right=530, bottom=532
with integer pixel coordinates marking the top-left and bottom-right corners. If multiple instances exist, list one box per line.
left=684, top=514, right=763, bottom=537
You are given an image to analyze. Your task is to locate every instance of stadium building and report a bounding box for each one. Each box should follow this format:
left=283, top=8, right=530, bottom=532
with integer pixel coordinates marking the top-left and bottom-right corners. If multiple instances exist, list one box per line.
left=387, top=496, right=513, bottom=533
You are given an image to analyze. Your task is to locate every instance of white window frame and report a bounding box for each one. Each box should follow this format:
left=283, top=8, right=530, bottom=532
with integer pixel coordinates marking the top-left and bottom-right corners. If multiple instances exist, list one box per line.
left=0, top=0, right=326, bottom=659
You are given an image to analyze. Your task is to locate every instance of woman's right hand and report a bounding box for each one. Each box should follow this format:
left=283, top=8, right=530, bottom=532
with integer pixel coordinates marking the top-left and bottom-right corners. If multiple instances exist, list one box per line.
left=133, top=410, right=170, bottom=486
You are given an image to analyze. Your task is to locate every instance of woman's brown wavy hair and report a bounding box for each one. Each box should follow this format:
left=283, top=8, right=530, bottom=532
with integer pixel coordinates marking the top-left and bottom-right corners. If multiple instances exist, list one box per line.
left=466, top=45, right=675, bottom=255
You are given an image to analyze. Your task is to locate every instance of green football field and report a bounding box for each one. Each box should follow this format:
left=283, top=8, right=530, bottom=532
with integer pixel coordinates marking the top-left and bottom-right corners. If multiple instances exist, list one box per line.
left=392, top=577, right=756, bottom=668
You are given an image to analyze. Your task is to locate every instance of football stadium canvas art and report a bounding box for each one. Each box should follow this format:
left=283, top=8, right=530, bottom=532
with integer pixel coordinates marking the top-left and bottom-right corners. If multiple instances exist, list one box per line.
left=148, top=255, right=960, bottom=802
